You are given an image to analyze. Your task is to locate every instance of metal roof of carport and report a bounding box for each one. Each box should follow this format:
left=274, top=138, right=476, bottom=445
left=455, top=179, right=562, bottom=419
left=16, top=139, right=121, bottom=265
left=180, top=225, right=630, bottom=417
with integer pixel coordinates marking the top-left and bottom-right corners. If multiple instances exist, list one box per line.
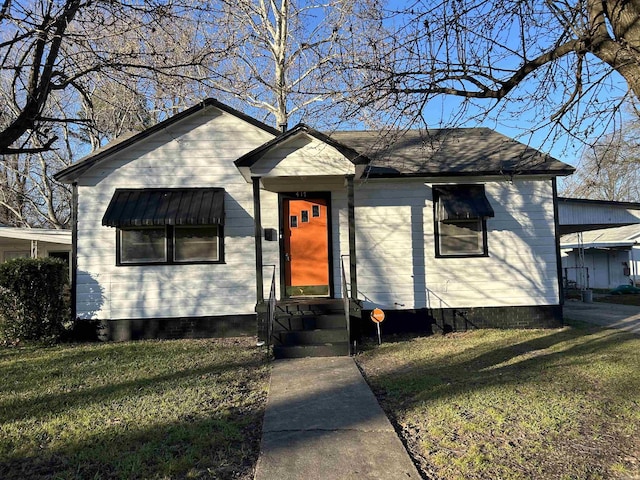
left=0, top=227, right=71, bottom=245
left=557, top=197, right=640, bottom=234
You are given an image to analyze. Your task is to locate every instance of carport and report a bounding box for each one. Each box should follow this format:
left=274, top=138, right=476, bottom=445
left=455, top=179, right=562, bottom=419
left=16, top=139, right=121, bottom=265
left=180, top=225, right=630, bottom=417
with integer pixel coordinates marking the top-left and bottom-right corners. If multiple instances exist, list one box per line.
left=0, top=227, right=71, bottom=273
left=557, top=198, right=640, bottom=295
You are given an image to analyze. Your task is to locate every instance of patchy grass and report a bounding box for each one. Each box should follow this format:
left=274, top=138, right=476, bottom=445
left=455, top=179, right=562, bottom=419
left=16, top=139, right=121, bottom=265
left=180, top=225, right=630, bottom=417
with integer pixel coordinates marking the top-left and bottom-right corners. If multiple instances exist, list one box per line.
left=0, top=338, right=270, bottom=480
left=595, top=294, right=640, bottom=306
left=356, top=322, right=640, bottom=480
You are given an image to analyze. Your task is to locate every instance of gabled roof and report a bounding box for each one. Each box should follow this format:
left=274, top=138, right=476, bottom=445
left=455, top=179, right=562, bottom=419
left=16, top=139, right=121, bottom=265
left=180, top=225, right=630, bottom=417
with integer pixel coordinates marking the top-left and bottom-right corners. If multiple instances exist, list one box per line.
left=54, top=98, right=281, bottom=183
left=329, top=128, right=574, bottom=177
left=55, top=98, right=574, bottom=184
left=234, top=123, right=370, bottom=168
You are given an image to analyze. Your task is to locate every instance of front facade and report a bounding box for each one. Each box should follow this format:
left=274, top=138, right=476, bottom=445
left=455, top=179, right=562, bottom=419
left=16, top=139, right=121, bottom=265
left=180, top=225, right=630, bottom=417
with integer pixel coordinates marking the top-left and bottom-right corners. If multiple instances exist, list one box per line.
left=55, top=99, right=574, bottom=341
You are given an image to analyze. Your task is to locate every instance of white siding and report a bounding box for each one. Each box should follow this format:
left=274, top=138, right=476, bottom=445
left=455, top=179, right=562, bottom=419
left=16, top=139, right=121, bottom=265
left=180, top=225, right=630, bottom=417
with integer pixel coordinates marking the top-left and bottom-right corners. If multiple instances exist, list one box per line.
left=75, top=106, right=563, bottom=320
left=251, top=135, right=356, bottom=177
left=75, top=107, right=274, bottom=320
left=354, top=179, right=560, bottom=310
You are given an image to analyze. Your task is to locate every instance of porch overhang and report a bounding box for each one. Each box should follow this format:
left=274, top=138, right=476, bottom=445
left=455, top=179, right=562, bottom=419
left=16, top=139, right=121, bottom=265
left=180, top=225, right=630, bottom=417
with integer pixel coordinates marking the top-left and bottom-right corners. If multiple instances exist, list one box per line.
left=234, top=124, right=370, bottom=182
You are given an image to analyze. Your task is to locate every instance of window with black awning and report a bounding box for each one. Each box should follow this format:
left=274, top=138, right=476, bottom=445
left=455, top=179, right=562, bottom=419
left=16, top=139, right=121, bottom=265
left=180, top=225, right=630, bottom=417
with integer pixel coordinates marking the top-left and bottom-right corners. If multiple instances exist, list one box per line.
left=435, top=185, right=494, bottom=222
left=433, top=185, right=493, bottom=257
left=102, top=188, right=225, bottom=227
left=102, top=188, right=225, bottom=265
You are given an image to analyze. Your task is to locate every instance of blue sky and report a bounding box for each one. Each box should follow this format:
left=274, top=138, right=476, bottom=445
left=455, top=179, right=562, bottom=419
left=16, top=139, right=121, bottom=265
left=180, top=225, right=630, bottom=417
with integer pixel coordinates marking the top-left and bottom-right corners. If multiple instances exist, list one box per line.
left=374, top=0, right=633, bottom=171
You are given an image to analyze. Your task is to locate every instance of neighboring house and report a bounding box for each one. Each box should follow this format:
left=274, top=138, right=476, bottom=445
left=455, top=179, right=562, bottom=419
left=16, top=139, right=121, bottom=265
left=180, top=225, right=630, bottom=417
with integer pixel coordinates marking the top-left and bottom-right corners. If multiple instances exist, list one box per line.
left=561, top=224, right=640, bottom=289
left=0, top=227, right=71, bottom=264
left=54, top=99, right=574, bottom=348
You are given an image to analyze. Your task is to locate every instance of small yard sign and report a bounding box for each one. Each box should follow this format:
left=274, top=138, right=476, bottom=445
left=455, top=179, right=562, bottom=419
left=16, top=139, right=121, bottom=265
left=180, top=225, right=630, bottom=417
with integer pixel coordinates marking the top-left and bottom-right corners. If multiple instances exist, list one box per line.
left=370, top=308, right=385, bottom=323
left=370, top=308, right=385, bottom=345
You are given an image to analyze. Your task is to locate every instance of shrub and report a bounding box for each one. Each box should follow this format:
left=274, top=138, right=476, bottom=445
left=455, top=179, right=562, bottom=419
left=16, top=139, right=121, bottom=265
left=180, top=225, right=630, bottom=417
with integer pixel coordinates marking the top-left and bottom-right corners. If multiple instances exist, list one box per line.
left=0, top=257, right=69, bottom=344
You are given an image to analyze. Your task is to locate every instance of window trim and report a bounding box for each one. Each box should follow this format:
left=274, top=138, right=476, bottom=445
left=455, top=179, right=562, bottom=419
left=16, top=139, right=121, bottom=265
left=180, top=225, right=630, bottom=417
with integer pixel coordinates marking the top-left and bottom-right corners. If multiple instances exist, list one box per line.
left=116, top=225, right=225, bottom=266
left=433, top=186, right=490, bottom=258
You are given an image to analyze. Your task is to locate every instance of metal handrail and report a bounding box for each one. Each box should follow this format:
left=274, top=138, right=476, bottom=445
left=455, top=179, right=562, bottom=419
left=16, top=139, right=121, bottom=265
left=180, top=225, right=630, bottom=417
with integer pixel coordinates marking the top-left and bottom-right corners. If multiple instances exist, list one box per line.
left=341, top=255, right=351, bottom=356
left=264, top=265, right=277, bottom=353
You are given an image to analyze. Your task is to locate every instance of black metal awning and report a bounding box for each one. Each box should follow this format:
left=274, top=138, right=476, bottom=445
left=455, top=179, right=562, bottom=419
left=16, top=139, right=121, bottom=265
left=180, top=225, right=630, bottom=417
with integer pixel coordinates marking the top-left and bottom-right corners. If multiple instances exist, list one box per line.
left=102, top=188, right=225, bottom=227
left=435, top=185, right=494, bottom=221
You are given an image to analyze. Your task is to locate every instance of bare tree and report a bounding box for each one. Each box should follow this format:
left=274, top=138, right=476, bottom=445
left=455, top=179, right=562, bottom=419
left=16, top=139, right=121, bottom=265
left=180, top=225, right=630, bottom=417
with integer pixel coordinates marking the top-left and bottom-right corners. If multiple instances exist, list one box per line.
left=0, top=154, right=29, bottom=226
left=203, top=0, right=379, bottom=128
left=0, top=92, right=72, bottom=227
left=348, top=0, right=640, bottom=144
left=0, top=0, right=223, bottom=155
left=561, top=118, right=640, bottom=202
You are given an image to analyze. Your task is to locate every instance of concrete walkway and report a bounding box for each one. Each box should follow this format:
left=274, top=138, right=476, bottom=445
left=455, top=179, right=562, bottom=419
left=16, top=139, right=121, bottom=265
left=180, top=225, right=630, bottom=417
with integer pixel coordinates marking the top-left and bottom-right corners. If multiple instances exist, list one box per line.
left=563, top=300, right=640, bottom=335
left=254, top=357, right=422, bottom=480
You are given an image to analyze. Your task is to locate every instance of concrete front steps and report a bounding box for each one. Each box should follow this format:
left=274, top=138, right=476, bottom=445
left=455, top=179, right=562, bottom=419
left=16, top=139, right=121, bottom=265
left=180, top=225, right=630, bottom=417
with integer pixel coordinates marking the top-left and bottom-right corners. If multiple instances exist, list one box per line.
left=271, top=299, right=351, bottom=359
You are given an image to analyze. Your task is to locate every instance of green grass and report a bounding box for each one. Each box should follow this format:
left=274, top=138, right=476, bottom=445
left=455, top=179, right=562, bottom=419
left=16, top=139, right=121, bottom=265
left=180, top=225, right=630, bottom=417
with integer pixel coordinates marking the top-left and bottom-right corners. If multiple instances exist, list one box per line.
left=356, top=321, right=640, bottom=480
left=0, top=338, right=270, bottom=480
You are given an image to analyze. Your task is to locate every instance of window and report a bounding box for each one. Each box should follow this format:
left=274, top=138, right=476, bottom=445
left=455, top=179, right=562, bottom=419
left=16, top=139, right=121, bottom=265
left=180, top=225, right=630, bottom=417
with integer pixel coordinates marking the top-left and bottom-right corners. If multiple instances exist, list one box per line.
left=438, top=219, right=484, bottom=255
left=174, top=226, right=219, bottom=262
left=103, top=187, right=226, bottom=266
left=118, top=225, right=223, bottom=265
left=48, top=251, right=70, bottom=263
left=120, top=227, right=167, bottom=264
left=434, top=185, right=493, bottom=257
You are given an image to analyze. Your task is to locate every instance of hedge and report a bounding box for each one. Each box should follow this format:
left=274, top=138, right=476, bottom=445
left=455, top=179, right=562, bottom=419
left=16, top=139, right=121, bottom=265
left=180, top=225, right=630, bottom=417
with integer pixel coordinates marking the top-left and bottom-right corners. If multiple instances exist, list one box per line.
left=0, top=257, right=69, bottom=344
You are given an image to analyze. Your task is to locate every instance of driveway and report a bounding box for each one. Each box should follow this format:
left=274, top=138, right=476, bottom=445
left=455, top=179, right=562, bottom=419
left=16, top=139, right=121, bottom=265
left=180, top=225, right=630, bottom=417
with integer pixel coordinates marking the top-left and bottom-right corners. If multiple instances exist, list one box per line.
left=563, top=300, right=640, bottom=335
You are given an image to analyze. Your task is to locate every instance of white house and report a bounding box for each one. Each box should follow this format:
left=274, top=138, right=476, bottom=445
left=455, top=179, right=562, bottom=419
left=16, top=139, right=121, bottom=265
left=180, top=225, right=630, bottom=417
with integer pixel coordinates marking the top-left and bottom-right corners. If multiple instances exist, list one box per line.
left=561, top=224, right=640, bottom=289
left=55, top=99, right=574, bottom=354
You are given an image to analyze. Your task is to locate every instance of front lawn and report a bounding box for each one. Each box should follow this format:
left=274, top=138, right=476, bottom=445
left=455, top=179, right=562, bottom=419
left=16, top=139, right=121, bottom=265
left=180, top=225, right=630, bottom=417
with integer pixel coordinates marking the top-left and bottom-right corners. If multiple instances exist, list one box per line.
left=0, top=338, right=269, bottom=480
left=356, top=321, right=640, bottom=479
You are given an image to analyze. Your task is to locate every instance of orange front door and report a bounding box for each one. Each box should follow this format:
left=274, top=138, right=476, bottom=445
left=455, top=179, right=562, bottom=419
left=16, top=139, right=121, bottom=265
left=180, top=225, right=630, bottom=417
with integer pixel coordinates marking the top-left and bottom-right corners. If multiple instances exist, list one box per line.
left=283, top=197, right=330, bottom=296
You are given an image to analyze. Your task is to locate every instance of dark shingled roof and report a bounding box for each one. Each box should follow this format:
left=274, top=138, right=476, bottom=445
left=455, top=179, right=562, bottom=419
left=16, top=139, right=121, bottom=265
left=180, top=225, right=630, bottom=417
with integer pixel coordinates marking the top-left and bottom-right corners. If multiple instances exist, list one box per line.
left=329, top=128, right=574, bottom=177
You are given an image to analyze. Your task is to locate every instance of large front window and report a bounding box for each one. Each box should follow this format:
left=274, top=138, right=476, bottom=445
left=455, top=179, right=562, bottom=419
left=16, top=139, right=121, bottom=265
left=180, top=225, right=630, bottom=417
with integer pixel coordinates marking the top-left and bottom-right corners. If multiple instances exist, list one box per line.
left=118, top=226, right=222, bottom=265
left=104, top=188, right=226, bottom=266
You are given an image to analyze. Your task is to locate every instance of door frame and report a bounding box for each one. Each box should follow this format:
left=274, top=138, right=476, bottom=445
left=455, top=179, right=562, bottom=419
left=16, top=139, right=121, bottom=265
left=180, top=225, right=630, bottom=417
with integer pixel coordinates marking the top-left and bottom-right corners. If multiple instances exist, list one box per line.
left=278, top=191, right=334, bottom=299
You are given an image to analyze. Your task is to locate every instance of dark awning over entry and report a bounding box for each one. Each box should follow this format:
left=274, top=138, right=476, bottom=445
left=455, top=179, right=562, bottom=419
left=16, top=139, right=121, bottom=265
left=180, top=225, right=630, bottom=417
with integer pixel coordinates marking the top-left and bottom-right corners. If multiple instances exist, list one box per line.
left=435, top=185, right=495, bottom=221
left=102, top=188, right=225, bottom=227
